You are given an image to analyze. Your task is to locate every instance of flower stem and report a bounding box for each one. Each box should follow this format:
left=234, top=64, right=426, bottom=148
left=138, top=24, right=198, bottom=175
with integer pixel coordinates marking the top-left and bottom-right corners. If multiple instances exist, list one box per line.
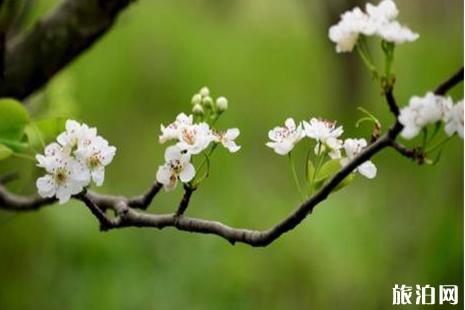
left=194, top=143, right=218, bottom=185
left=356, top=39, right=378, bottom=79
left=425, top=136, right=453, bottom=154
left=288, top=152, right=305, bottom=201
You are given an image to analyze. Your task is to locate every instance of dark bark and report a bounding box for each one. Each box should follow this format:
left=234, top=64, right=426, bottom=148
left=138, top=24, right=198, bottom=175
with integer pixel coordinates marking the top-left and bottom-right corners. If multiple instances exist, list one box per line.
left=0, top=0, right=134, bottom=99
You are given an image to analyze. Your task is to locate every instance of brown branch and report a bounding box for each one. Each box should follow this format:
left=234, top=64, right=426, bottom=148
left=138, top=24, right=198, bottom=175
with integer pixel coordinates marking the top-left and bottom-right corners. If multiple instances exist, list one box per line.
left=175, top=186, right=195, bottom=216
left=435, top=67, right=464, bottom=95
left=390, top=140, right=425, bottom=163
left=0, top=0, right=135, bottom=99
left=0, top=67, right=462, bottom=246
left=0, top=184, right=55, bottom=211
left=78, top=193, right=114, bottom=230
left=128, top=181, right=162, bottom=210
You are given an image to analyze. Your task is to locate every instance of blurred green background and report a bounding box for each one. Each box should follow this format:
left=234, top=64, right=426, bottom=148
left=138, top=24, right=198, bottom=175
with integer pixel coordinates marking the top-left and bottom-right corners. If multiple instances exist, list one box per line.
left=0, top=0, right=463, bottom=309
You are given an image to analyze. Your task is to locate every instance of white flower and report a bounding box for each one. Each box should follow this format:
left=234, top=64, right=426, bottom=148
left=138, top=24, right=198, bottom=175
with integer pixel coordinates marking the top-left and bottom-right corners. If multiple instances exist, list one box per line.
left=214, top=128, right=241, bottom=153
left=75, top=136, right=117, bottom=186
left=366, top=0, right=418, bottom=44
left=444, top=100, right=464, bottom=139
left=57, top=120, right=97, bottom=153
left=303, top=118, right=343, bottom=159
left=156, top=146, right=196, bottom=191
left=176, top=122, right=213, bottom=154
left=366, top=0, right=398, bottom=23
left=159, top=113, right=193, bottom=144
left=329, top=7, right=376, bottom=53
left=377, top=21, right=419, bottom=44
left=328, top=0, right=418, bottom=52
left=36, top=119, right=117, bottom=201
left=399, top=92, right=453, bottom=139
left=36, top=146, right=90, bottom=204
left=266, top=118, right=304, bottom=155
left=216, top=97, right=228, bottom=111
left=340, top=138, right=377, bottom=179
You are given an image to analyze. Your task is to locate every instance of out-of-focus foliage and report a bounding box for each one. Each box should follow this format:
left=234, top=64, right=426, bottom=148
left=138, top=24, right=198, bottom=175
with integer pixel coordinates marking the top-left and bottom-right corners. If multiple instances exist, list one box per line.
left=0, top=0, right=463, bottom=309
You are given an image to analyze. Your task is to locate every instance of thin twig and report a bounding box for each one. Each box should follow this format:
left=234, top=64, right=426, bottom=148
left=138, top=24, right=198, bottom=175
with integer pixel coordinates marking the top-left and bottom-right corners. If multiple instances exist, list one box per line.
left=176, top=185, right=195, bottom=216
left=128, top=181, right=162, bottom=210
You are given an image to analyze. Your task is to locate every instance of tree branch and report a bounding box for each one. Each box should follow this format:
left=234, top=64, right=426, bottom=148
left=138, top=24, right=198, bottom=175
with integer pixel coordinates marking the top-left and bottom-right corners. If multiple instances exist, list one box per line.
left=0, top=67, right=462, bottom=246
left=128, top=181, right=162, bottom=210
left=0, top=0, right=135, bottom=99
left=175, top=185, right=195, bottom=216
left=435, top=67, right=464, bottom=96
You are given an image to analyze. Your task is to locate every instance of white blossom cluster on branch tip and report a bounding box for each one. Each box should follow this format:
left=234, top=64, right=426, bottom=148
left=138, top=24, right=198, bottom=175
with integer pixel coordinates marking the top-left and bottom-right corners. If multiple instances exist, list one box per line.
left=156, top=87, right=240, bottom=191
left=36, top=120, right=116, bottom=204
left=329, top=0, right=418, bottom=53
left=399, top=93, right=464, bottom=140
left=266, top=117, right=376, bottom=179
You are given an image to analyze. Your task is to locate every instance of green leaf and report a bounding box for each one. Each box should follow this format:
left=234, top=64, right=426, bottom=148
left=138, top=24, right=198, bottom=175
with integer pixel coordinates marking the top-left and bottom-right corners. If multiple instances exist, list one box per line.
left=0, top=98, right=30, bottom=141
left=314, top=159, right=343, bottom=183
left=0, top=144, right=13, bottom=161
left=24, top=123, right=45, bottom=151
left=306, top=159, right=315, bottom=184
left=333, top=173, right=356, bottom=193
left=25, top=118, right=66, bottom=152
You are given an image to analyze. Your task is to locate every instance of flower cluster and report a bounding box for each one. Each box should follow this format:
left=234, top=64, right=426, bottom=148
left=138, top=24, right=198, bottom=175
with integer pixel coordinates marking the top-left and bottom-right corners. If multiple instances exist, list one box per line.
left=157, top=87, right=240, bottom=191
left=399, top=92, right=464, bottom=140
left=266, top=117, right=376, bottom=179
left=329, top=0, right=418, bottom=53
left=36, top=120, right=116, bottom=204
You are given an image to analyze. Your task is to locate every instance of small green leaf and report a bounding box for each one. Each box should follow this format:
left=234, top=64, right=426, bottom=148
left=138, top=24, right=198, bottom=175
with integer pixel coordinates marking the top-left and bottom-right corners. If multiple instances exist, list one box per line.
left=314, top=159, right=343, bottom=183
left=0, top=98, right=30, bottom=141
left=24, top=123, right=45, bottom=152
left=0, top=144, right=13, bottom=161
left=333, top=173, right=356, bottom=193
left=306, top=159, right=315, bottom=184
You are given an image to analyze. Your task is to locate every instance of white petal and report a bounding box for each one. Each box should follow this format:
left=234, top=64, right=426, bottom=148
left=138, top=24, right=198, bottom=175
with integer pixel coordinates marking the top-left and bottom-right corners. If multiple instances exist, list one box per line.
left=400, top=125, right=421, bottom=140
left=164, top=145, right=183, bottom=162
left=91, top=167, right=105, bottom=186
left=156, top=165, right=173, bottom=185
left=285, top=118, right=296, bottom=130
left=224, top=141, right=241, bottom=153
left=179, top=163, right=196, bottom=182
left=358, top=161, right=377, bottom=179
left=225, top=128, right=240, bottom=140
left=36, top=175, right=56, bottom=198
left=56, top=185, right=73, bottom=204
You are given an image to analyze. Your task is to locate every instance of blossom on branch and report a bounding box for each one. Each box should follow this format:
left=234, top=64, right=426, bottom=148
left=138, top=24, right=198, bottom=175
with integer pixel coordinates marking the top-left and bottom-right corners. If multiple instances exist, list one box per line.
left=159, top=113, right=194, bottom=144
left=329, top=0, right=418, bottom=53
left=156, top=146, right=196, bottom=191
left=266, top=118, right=304, bottom=155
left=399, top=92, right=453, bottom=139
left=176, top=123, right=214, bottom=155
left=303, top=118, right=343, bottom=159
left=340, top=138, right=377, bottom=179
left=444, top=100, right=464, bottom=139
left=36, top=120, right=117, bottom=203
left=213, top=128, right=241, bottom=153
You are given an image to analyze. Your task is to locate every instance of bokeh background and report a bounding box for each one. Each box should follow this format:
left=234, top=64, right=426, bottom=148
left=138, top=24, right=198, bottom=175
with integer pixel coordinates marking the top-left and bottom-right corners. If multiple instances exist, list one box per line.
left=0, top=0, right=463, bottom=309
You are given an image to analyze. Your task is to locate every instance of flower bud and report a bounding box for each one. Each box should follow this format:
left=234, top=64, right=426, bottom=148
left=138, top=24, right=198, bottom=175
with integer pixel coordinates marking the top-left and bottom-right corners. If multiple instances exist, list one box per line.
left=199, top=86, right=210, bottom=97
left=191, top=94, right=202, bottom=105
left=192, top=103, right=204, bottom=115
left=216, top=97, right=228, bottom=111
left=202, top=96, right=213, bottom=108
